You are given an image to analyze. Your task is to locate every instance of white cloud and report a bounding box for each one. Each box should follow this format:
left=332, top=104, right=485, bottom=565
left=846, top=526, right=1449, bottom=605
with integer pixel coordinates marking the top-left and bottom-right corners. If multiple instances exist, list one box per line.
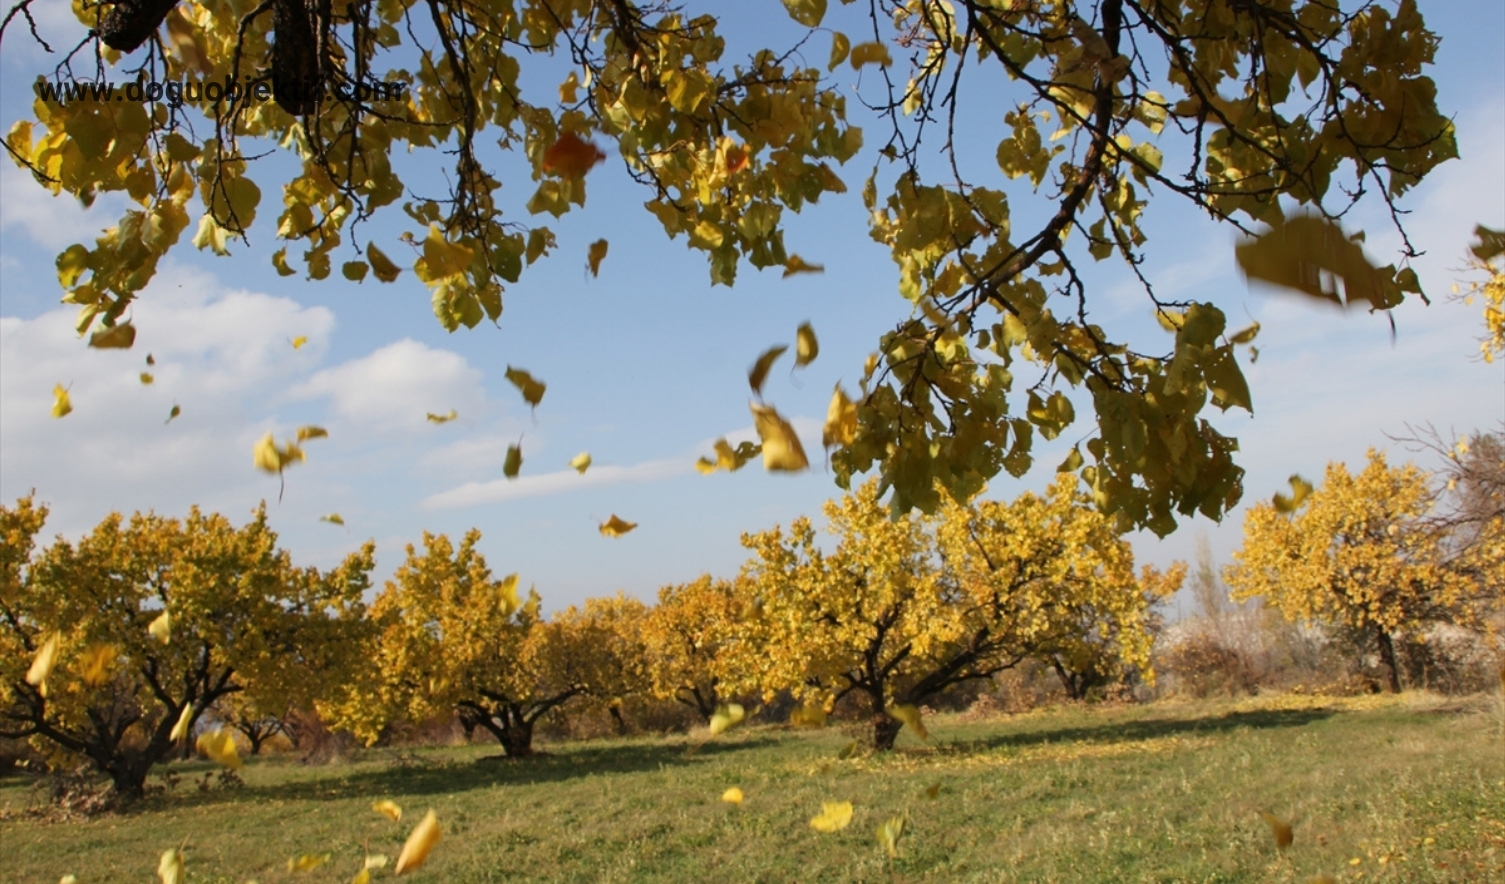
left=290, top=339, right=486, bottom=432
left=421, top=457, right=691, bottom=509
left=0, top=162, right=128, bottom=252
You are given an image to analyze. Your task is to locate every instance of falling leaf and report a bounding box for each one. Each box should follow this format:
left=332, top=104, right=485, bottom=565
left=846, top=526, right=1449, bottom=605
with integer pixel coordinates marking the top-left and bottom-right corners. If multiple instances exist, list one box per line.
left=795, top=322, right=819, bottom=367
left=373, top=800, right=403, bottom=822
left=599, top=515, right=637, bottom=537
left=505, top=366, right=547, bottom=408
left=61, top=876, right=78, bottom=884
left=288, top=854, right=331, bottom=872
left=876, top=814, right=908, bottom=858
left=751, top=403, right=809, bottom=472
left=1273, top=474, right=1314, bottom=513
left=140, top=372, right=155, bottom=384
left=587, top=239, right=609, bottom=276
left=25, top=632, right=60, bottom=688
left=81, top=643, right=118, bottom=686
left=697, top=439, right=761, bottom=474
left=253, top=433, right=305, bottom=474
left=503, top=443, right=523, bottom=479
left=922, top=783, right=941, bottom=800
left=1229, top=322, right=1261, bottom=345
left=320, top=513, right=345, bottom=526
left=166, top=404, right=181, bottom=424
left=542, top=131, right=606, bottom=178
left=708, top=703, right=746, bottom=736
left=783, top=255, right=825, bottom=277
left=837, top=739, right=861, bottom=760
left=89, top=321, right=136, bottom=349
left=394, top=809, right=441, bottom=875
left=723, top=142, right=750, bottom=175
left=352, top=871, right=371, bottom=884
left=721, top=787, right=744, bottom=805
left=291, top=336, right=309, bottom=350
left=364, top=855, right=390, bottom=870
left=569, top=452, right=592, bottom=474
left=169, top=704, right=194, bottom=742
left=51, top=384, right=72, bottom=418
left=148, top=610, right=172, bottom=644
left=823, top=385, right=858, bottom=449
left=157, top=848, right=185, bottom=884
left=426, top=410, right=458, bottom=424
left=368, top=242, right=402, bottom=282
left=1259, top=810, right=1294, bottom=850
left=889, top=704, right=929, bottom=740
left=748, top=345, right=788, bottom=396
left=849, top=41, right=893, bottom=68
left=809, top=801, right=854, bottom=833
left=196, top=728, right=243, bottom=769
left=146, top=353, right=155, bottom=365
left=1235, top=213, right=1403, bottom=311
left=296, top=425, right=328, bottom=442
left=790, top=703, right=828, bottom=728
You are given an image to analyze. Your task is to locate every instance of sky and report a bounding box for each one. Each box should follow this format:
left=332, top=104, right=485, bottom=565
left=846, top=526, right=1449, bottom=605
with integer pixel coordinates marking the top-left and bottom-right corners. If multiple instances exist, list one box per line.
left=2, top=2, right=1502, bottom=614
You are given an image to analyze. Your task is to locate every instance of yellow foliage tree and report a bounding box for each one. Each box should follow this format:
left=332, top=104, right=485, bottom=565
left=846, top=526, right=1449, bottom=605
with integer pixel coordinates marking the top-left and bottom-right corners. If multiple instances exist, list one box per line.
left=326, top=530, right=640, bottom=757
left=0, top=496, right=374, bottom=799
left=639, top=575, right=744, bottom=721
left=729, top=478, right=1174, bottom=749
left=1224, top=451, right=1476, bottom=693
left=3, top=1, right=1458, bottom=534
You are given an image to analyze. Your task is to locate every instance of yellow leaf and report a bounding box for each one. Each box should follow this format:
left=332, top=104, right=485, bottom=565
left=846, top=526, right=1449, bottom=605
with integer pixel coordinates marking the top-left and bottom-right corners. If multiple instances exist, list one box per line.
left=721, top=787, right=744, bottom=805
left=80, top=643, right=118, bottom=686
left=790, top=703, right=828, bottom=728
left=505, top=366, right=547, bottom=408
left=587, top=239, right=609, bottom=277
left=148, top=610, right=171, bottom=644
left=394, top=809, right=441, bottom=875
left=889, top=704, right=929, bottom=740
left=169, top=703, right=194, bottom=742
left=373, top=799, right=403, bottom=822
left=89, top=321, right=136, bottom=349
left=253, top=433, right=305, bottom=474
left=823, top=385, right=858, bottom=449
left=828, top=31, right=851, bottom=71
left=849, top=42, right=892, bottom=69
left=795, top=322, right=819, bottom=367
left=504, top=443, right=523, bottom=479
left=876, top=814, right=907, bottom=858
left=1272, top=474, right=1314, bottom=513
left=1235, top=213, right=1399, bottom=311
left=569, top=452, right=592, bottom=474
left=837, top=739, right=861, bottom=760
left=140, top=372, right=155, bottom=385
left=809, top=800, right=854, bottom=832
left=288, top=853, right=331, bottom=872
left=780, top=0, right=826, bottom=27
left=782, top=255, right=825, bottom=278
left=166, top=404, right=181, bottom=424
left=196, top=728, right=243, bottom=770
left=351, top=871, right=370, bottom=884
left=426, top=409, right=458, bottom=424
left=368, top=242, right=402, bottom=282
left=296, top=425, right=328, bottom=442
left=157, top=848, right=185, bottom=884
left=364, top=854, right=390, bottom=870
left=320, top=513, right=345, bottom=525
left=1228, top=322, right=1261, bottom=345
left=708, top=702, right=746, bottom=736
left=748, top=344, right=788, bottom=396
left=291, top=336, right=309, bottom=350
left=51, top=384, right=72, bottom=418
left=1258, top=810, right=1294, bottom=850
left=542, top=131, right=606, bottom=178
left=750, top=403, right=809, bottom=472
left=26, top=632, right=60, bottom=688
left=599, top=515, right=637, bottom=537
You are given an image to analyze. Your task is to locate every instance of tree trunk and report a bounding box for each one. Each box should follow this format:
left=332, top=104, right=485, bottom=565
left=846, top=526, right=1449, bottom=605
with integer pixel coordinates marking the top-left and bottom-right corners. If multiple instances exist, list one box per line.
left=1051, top=658, right=1088, bottom=701
left=873, top=713, right=903, bottom=751
left=500, top=716, right=535, bottom=757
left=1375, top=628, right=1403, bottom=694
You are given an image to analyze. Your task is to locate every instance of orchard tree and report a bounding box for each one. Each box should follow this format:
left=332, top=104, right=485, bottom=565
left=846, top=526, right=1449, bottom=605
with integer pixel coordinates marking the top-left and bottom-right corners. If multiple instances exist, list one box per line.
left=639, top=574, right=744, bottom=721
left=1, top=0, right=1457, bottom=534
left=0, top=495, right=375, bottom=799
left=1224, top=450, right=1475, bottom=693
left=731, top=477, right=1171, bottom=749
left=328, top=529, right=632, bottom=757
left=547, top=592, right=654, bottom=734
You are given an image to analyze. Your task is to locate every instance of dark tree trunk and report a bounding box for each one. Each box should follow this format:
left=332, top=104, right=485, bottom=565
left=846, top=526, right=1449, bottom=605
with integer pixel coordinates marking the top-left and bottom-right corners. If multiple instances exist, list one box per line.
left=1375, top=628, right=1403, bottom=694
left=97, top=0, right=180, bottom=53
left=873, top=713, right=903, bottom=751
left=468, top=705, right=537, bottom=758
left=678, top=684, right=719, bottom=723
left=500, top=716, right=534, bottom=757
left=1051, top=658, right=1088, bottom=701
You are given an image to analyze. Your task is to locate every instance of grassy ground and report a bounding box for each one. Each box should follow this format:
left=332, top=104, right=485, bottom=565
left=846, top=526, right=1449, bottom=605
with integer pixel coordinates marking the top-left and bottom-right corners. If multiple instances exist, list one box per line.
left=2, top=692, right=1502, bottom=884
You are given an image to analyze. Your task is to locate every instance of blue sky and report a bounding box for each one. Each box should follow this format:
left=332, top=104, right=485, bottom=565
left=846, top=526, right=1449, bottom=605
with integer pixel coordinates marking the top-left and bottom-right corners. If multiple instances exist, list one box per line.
left=2, top=2, right=1501, bottom=614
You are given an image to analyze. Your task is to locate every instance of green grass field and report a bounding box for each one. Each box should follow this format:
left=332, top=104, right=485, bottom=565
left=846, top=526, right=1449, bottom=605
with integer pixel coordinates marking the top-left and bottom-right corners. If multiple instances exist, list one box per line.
left=2, top=693, right=1501, bottom=883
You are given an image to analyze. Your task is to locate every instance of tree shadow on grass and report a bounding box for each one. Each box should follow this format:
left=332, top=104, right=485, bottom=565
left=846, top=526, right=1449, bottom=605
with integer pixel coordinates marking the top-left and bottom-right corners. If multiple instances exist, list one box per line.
left=141, top=733, right=782, bottom=812
left=951, top=707, right=1338, bottom=755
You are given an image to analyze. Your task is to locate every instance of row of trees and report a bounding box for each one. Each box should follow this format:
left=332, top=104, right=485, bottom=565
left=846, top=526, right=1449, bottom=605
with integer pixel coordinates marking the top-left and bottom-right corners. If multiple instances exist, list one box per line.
left=1, top=476, right=1179, bottom=798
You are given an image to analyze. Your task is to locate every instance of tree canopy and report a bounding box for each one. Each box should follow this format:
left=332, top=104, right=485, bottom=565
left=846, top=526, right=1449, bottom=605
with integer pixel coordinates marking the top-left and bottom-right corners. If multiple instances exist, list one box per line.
left=1, top=0, right=1458, bottom=533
